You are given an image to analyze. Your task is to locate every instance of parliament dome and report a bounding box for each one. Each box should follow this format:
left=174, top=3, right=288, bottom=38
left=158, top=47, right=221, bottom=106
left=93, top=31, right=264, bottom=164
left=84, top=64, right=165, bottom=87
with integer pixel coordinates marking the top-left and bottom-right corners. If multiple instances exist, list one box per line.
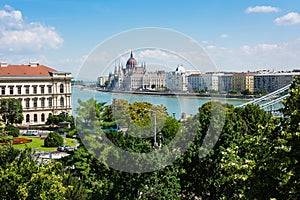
left=126, top=51, right=137, bottom=68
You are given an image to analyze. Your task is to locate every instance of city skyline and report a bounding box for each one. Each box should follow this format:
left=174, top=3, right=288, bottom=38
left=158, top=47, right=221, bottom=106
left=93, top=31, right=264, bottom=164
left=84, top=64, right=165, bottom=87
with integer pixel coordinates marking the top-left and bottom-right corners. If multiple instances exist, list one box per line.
left=1, top=1, right=300, bottom=77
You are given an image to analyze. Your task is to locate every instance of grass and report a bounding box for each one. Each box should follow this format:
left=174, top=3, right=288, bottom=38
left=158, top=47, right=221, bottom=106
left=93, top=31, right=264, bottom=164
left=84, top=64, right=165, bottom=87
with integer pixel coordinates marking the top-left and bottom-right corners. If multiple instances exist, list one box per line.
left=13, top=136, right=77, bottom=152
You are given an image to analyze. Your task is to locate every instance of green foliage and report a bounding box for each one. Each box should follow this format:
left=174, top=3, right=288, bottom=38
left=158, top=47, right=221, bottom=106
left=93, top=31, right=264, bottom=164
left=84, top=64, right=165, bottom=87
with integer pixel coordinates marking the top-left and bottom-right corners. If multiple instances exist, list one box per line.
left=161, top=116, right=180, bottom=145
left=0, top=144, right=20, bottom=168
left=241, top=88, right=252, bottom=95
left=2, top=84, right=299, bottom=200
left=129, top=101, right=153, bottom=126
left=0, top=98, right=24, bottom=125
left=0, top=149, right=72, bottom=199
left=44, top=132, right=63, bottom=147
left=281, top=76, right=300, bottom=198
left=46, top=112, right=75, bottom=128
left=4, top=124, right=19, bottom=137
left=228, top=89, right=237, bottom=94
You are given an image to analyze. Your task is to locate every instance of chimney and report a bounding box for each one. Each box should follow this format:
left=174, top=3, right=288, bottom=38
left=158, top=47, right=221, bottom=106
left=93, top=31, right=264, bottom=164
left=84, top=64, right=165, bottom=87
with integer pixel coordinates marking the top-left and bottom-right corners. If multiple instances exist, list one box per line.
left=0, top=62, right=8, bottom=67
left=29, top=61, right=39, bottom=67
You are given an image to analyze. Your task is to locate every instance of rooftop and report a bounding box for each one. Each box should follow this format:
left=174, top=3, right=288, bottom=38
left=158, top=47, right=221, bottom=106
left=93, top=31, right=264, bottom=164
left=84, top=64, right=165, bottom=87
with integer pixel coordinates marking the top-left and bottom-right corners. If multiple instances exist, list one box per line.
left=0, top=63, right=57, bottom=77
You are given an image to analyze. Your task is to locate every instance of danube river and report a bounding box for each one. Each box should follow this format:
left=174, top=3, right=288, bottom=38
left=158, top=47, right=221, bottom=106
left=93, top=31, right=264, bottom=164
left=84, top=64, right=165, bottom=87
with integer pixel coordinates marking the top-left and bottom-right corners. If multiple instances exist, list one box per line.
left=72, top=86, right=249, bottom=119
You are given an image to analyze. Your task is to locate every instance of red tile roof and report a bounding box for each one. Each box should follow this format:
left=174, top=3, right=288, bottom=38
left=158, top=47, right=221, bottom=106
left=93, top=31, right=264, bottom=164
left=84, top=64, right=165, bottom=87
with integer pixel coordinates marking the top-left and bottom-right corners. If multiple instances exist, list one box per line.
left=0, top=64, right=57, bottom=77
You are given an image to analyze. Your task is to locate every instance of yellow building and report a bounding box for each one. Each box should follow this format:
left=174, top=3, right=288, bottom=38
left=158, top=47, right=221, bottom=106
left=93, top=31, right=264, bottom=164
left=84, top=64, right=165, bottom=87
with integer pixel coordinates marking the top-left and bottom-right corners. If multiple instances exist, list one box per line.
left=232, top=72, right=255, bottom=92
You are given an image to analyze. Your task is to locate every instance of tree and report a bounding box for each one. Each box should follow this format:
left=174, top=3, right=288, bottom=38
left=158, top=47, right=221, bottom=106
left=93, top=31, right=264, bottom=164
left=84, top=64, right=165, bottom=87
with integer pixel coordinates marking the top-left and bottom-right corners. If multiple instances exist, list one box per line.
left=161, top=116, right=180, bottom=145
left=44, top=132, right=63, bottom=147
left=46, top=112, right=75, bottom=127
left=280, top=76, right=300, bottom=198
left=0, top=98, right=24, bottom=125
left=4, top=124, right=19, bottom=137
left=241, top=89, right=252, bottom=95
left=228, top=89, right=237, bottom=94
left=0, top=149, right=72, bottom=199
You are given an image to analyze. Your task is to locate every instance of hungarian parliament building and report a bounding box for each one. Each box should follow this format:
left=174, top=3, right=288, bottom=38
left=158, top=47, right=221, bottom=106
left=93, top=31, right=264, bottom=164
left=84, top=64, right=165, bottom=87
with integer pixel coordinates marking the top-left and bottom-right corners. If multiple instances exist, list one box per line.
left=98, top=51, right=300, bottom=93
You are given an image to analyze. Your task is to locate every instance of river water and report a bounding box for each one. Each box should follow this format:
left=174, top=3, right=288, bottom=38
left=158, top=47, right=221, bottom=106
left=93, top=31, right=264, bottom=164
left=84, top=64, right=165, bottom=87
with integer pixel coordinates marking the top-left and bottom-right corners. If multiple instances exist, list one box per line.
left=72, top=86, right=249, bottom=119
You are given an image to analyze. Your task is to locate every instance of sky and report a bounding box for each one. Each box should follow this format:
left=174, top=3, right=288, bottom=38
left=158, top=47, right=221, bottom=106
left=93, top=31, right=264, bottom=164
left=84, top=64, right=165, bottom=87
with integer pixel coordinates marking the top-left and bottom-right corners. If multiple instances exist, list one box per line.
left=1, top=0, right=300, bottom=79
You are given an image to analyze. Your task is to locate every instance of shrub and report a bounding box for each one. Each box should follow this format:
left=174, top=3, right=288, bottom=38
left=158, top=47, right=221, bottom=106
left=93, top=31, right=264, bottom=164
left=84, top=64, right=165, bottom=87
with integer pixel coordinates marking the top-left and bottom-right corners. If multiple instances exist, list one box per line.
left=4, top=125, right=19, bottom=137
left=44, top=132, right=63, bottom=147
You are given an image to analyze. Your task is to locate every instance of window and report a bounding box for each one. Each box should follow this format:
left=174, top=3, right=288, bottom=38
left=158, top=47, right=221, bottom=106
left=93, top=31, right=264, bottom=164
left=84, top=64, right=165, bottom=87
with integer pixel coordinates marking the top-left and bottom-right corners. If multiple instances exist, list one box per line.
left=26, top=114, right=30, bottom=123
left=48, top=98, right=52, bottom=107
left=17, top=86, right=21, bottom=94
left=41, top=113, right=45, bottom=122
left=1, top=87, right=5, bottom=95
left=33, top=98, right=38, bottom=108
left=9, top=86, right=13, bottom=95
left=60, top=97, right=64, bottom=107
left=34, top=114, right=37, bottom=122
left=60, top=84, right=64, bottom=93
left=33, top=86, right=37, bottom=94
left=40, top=86, right=45, bottom=94
left=41, top=98, right=45, bottom=107
left=25, top=86, right=30, bottom=94
left=25, top=99, right=30, bottom=108
left=48, top=86, right=52, bottom=94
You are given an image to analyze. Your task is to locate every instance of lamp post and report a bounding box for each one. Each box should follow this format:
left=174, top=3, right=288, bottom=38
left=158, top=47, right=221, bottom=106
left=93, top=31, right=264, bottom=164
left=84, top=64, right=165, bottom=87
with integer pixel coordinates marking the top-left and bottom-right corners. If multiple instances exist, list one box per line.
left=151, top=110, right=157, bottom=149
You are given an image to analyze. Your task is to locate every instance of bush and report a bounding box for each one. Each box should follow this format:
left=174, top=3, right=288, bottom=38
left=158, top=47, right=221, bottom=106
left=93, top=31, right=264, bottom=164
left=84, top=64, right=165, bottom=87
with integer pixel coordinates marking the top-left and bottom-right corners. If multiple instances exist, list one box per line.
left=4, top=125, right=19, bottom=137
left=44, top=132, right=63, bottom=147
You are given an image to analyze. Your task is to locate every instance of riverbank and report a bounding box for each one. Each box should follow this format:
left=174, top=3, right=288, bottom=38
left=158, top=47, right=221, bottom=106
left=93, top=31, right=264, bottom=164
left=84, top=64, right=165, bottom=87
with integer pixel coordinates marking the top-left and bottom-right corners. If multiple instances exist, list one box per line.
left=92, top=87, right=256, bottom=100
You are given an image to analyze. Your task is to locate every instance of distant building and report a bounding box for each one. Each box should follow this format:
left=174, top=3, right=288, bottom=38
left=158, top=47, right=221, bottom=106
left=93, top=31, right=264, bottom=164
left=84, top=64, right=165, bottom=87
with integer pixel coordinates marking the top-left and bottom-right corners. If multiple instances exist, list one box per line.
left=218, top=73, right=233, bottom=93
left=97, top=76, right=109, bottom=87
left=187, top=74, right=203, bottom=91
left=188, top=72, right=224, bottom=92
left=232, top=72, right=255, bottom=92
left=254, top=72, right=300, bottom=92
left=0, top=62, right=72, bottom=125
left=166, top=65, right=188, bottom=92
left=108, top=51, right=167, bottom=91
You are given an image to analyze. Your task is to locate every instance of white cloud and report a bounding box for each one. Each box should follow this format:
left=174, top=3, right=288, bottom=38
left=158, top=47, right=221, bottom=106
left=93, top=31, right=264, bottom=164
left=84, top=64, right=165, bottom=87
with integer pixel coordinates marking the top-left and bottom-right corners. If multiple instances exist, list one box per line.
left=220, top=34, right=229, bottom=39
left=274, top=12, right=300, bottom=26
left=241, top=43, right=279, bottom=54
left=137, top=49, right=178, bottom=61
left=206, top=45, right=216, bottom=49
left=245, top=6, right=281, bottom=13
left=0, top=5, right=63, bottom=52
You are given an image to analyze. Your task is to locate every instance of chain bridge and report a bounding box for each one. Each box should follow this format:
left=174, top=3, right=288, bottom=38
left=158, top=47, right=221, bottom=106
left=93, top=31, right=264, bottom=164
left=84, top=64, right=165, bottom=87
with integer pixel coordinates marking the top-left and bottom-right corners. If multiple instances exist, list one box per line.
left=237, top=84, right=291, bottom=116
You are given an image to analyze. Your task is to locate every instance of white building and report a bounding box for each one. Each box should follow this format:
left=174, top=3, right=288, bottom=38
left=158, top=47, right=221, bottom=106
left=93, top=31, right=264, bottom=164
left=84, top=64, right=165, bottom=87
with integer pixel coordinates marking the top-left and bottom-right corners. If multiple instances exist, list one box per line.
left=0, top=62, right=72, bottom=125
left=97, top=76, right=109, bottom=87
left=108, top=52, right=167, bottom=91
left=166, top=65, right=188, bottom=92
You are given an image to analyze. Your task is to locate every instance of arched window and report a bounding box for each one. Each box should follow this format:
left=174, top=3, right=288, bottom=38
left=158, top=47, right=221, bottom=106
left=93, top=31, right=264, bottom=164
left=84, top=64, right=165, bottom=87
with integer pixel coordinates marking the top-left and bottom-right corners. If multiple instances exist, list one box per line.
left=60, top=84, right=64, bottom=93
left=34, top=114, right=37, bottom=122
left=41, top=113, right=45, bottom=122
left=26, top=114, right=30, bottom=122
left=60, top=97, right=64, bottom=107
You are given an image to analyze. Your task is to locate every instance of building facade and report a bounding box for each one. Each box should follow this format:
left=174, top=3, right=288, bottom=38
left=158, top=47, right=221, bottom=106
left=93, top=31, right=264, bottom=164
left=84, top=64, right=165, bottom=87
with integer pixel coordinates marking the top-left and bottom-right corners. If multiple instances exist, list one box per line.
left=0, top=62, right=72, bottom=125
left=218, top=73, right=233, bottom=93
left=232, top=73, right=255, bottom=92
left=254, top=72, right=300, bottom=92
left=108, top=52, right=167, bottom=91
left=166, top=65, right=188, bottom=92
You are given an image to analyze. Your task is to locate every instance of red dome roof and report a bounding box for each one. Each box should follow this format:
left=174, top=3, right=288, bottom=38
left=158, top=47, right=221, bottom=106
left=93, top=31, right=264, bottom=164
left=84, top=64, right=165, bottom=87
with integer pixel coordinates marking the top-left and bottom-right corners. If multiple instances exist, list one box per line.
left=126, top=51, right=137, bottom=68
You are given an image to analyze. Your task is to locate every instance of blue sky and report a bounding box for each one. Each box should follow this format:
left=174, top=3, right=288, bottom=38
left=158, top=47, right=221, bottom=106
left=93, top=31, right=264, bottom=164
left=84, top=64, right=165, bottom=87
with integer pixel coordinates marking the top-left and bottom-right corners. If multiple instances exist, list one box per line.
left=1, top=0, right=300, bottom=77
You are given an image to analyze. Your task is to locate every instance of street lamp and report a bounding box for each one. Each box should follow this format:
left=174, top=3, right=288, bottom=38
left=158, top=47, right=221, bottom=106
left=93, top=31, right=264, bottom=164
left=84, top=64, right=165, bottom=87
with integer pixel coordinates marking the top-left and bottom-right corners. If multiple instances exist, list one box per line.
left=150, top=110, right=157, bottom=149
